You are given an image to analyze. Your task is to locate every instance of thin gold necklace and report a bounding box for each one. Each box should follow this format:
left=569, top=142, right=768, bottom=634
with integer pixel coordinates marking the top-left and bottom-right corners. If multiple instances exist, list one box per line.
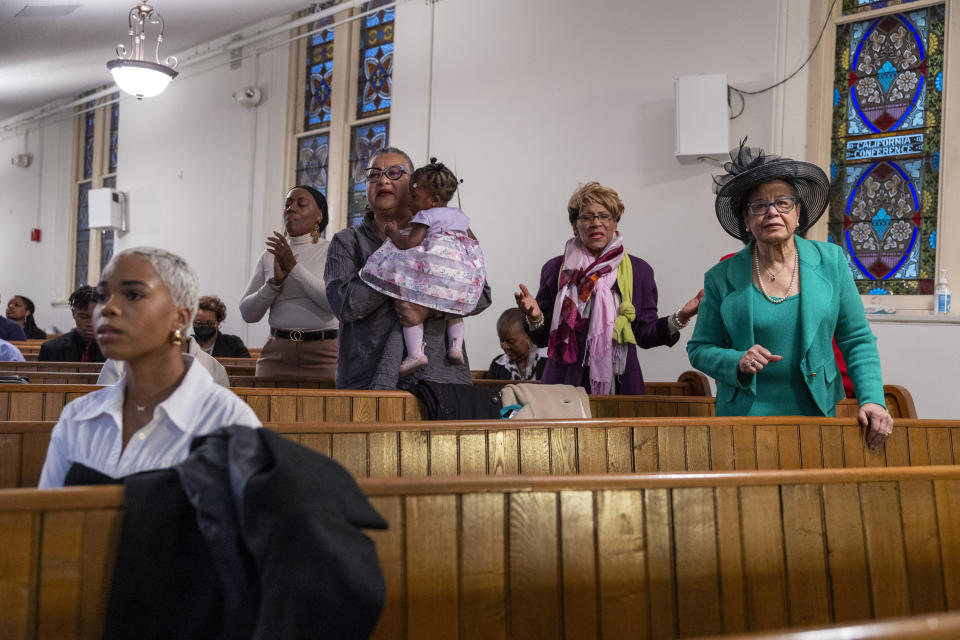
left=754, top=245, right=798, bottom=304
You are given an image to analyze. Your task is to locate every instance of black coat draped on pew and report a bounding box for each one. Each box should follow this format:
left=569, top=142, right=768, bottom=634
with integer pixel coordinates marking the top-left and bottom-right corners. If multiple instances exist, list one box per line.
left=67, top=426, right=387, bottom=640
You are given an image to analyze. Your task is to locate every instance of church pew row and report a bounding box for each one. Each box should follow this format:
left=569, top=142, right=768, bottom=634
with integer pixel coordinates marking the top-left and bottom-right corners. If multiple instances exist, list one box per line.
left=0, top=371, right=100, bottom=384
left=0, top=371, right=704, bottom=396
left=0, top=367, right=714, bottom=397
left=225, top=372, right=713, bottom=396
left=0, top=361, right=104, bottom=374
left=0, top=384, right=919, bottom=427
left=4, top=467, right=960, bottom=639
left=694, top=612, right=960, bottom=640
left=2, top=416, right=955, bottom=489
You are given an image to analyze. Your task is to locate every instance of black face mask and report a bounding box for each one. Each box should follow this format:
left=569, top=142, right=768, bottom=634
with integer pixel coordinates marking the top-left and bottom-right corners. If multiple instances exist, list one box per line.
left=193, top=325, right=217, bottom=342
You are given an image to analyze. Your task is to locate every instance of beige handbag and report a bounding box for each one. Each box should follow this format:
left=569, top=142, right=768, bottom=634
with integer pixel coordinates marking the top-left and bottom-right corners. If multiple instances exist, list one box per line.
left=499, top=383, right=592, bottom=419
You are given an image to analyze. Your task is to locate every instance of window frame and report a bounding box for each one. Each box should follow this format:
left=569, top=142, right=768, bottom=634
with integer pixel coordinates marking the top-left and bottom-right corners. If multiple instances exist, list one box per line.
left=70, top=93, right=120, bottom=290
left=807, top=0, right=956, bottom=312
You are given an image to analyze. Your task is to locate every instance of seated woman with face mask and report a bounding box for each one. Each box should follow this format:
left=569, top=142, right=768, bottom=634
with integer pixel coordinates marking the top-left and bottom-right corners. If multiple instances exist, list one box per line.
left=192, top=295, right=250, bottom=357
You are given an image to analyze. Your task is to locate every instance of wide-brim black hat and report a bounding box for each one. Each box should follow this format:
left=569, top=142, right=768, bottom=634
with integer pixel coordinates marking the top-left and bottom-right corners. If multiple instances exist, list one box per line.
left=713, top=140, right=829, bottom=242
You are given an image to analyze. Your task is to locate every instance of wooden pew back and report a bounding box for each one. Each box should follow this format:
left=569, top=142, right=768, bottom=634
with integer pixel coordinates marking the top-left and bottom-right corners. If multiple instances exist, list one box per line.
left=0, top=486, right=122, bottom=640
left=0, top=371, right=100, bottom=385
left=697, top=611, right=960, bottom=640
left=0, top=361, right=104, bottom=374
left=4, top=417, right=956, bottom=488
left=0, top=384, right=919, bottom=427
left=364, top=468, right=960, bottom=638
left=5, top=467, right=960, bottom=638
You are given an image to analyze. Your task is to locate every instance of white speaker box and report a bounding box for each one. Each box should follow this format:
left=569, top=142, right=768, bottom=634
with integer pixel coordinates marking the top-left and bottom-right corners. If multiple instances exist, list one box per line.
left=674, top=74, right=730, bottom=163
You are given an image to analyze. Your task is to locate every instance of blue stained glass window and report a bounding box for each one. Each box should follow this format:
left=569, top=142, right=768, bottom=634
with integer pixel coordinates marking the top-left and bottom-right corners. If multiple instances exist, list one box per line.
left=829, top=6, right=944, bottom=295
left=108, top=100, right=120, bottom=174
left=357, top=1, right=394, bottom=119
left=75, top=182, right=91, bottom=289
left=304, top=17, right=335, bottom=131
left=82, top=107, right=95, bottom=180
left=347, top=120, right=389, bottom=227
left=297, top=133, right=330, bottom=194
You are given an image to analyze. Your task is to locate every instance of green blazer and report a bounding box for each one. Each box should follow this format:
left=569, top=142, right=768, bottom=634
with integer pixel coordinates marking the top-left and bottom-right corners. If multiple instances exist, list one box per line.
left=687, top=236, right=885, bottom=416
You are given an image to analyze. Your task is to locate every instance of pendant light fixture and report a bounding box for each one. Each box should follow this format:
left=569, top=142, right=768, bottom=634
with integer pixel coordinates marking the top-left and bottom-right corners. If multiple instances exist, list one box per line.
left=106, top=2, right=179, bottom=99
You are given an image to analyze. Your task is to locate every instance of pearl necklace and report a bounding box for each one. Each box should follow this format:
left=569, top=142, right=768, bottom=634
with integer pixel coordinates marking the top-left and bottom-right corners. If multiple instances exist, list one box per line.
left=754, top=245, right=798, bottom=304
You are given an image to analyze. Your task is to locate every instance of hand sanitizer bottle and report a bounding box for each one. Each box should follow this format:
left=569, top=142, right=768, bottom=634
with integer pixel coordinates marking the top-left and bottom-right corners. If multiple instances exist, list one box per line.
left=935, top=270, right=951, bottom=315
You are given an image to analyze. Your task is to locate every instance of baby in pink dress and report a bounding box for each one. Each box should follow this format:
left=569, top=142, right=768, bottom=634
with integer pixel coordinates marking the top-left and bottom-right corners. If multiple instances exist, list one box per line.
left=360, top=159, right=486, bottom=375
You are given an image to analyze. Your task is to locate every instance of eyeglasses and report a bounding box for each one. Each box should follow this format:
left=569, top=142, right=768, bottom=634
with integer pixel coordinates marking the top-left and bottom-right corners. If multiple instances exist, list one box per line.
left=576, top=212, right=615, bottom=224
left=364, top=165, right=407, bottom=182
left=746, top=197, right=797, bottom=217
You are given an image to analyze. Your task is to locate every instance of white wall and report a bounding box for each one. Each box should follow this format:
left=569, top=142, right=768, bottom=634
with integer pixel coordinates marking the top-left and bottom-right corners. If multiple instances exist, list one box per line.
left=871, top=320, right=960, bottom=419
left=0, top=118, right=77, bottom=333
left=5, top=0, right=956, bottom=418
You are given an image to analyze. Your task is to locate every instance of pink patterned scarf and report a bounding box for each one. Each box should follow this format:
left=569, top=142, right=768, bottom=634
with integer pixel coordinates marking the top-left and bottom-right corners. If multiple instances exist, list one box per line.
left=547, top=233, right=625, bottom=395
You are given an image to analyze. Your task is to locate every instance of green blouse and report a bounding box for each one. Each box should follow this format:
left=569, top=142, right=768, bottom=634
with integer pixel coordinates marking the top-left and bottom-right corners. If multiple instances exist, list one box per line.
left=747, top=287, right=824, bottom=416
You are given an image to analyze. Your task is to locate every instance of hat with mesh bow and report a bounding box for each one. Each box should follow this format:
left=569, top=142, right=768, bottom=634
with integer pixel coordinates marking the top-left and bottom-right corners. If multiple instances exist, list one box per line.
left=713, top=139, right=829, bottom=241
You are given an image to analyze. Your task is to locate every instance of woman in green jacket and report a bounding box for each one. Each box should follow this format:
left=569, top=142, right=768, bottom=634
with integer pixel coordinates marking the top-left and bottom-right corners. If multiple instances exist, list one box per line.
left=687, top=142, right=893, bottom=449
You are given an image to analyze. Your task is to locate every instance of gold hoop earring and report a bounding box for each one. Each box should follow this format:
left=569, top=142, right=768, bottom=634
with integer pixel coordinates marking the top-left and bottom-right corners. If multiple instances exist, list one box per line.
left=170, top=328, right=183, bottom=346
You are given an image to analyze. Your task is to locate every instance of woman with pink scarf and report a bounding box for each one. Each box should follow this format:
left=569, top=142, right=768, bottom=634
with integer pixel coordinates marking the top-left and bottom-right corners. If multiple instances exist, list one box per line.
left=515, top=182, right=702, bottom=395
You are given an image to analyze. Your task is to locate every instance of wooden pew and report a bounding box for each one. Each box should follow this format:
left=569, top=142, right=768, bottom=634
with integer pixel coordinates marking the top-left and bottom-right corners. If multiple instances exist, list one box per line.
left=0, top=384, right=919, bottom=425
left=0, top=485, right=122, bottom=640
left=0, top=361, right=103, bottom=374
left=224, top=369, right=713, bottom=396
left=224, top=364, right=256, bottom=377
left=0, top=371, right=100, bottom=384
left=471, top=369, right=713, bottom=396
left=4, top=416, right=955, bottom=488
left=5, top=466, right=960, bottom=638
left=363, top=468, right=960, bottom=638
left=696, top=611, right=960, bottom=640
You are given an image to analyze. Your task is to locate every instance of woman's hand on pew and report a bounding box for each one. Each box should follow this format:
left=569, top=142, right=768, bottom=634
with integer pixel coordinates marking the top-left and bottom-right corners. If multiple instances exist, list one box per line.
left=859, top=402, right=894, bottom=450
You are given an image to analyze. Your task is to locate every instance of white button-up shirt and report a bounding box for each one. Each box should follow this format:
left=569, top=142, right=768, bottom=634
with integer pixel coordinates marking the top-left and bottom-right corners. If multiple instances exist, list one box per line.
left=39, top=355, right=261, bottom=488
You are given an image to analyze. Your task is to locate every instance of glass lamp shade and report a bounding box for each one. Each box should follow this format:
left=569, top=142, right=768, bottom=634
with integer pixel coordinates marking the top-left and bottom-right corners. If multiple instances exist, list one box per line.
left=107, top=59, right=178, bottom=98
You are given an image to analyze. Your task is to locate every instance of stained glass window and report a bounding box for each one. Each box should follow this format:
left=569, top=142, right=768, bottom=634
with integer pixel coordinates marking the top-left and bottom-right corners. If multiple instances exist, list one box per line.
left=828, top=6, right=944, bottom=295
left=296, top=133, right=330, bottom=195
left=842, top=0, right=920, bottom=16
left=357, top=1, right=394, bottom=119
left=304, top=16, right=335, bottom=131
left=346, top=119, right=389, bottom=227
left=82, top=107, right=95, bottom=180
left=75, top=182, right=90, bottom=290
left=108, top=102, right=120, bottom=174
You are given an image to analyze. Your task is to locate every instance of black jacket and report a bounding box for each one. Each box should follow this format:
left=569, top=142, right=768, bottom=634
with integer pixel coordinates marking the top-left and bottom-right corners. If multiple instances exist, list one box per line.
left=210, top=331, right=250, bottom=358
left=404, top=380, right=502, bottom=420
left=37, top=329, right=105, bottom=362
left=73, top=426, right=387, bottom=640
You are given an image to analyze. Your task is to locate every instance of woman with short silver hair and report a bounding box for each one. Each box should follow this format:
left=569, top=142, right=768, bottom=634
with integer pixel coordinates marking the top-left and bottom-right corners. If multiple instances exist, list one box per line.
left=39, top=247, right=261, bottom=487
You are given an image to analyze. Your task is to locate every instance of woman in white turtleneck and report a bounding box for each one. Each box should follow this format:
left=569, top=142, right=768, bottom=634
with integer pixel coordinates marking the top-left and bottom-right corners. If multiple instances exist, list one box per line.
left=240, top=186, right=339, bottom=378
